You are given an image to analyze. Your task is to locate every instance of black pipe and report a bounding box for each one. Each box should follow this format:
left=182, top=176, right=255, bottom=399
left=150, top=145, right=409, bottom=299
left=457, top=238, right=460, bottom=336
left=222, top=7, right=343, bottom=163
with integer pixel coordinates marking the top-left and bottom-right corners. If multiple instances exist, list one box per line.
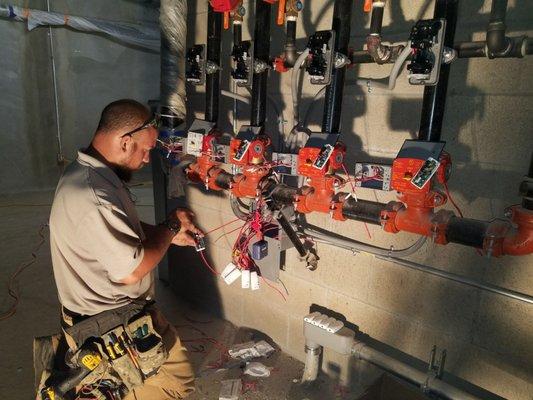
left=233, top=22, right=242, bottom=45
left=251, top=0, right=271, bottom=127
left=342, top=198, right=386, bottom=225
left=418, top=0, right=459, bottom=142
left=487, top=0, right=509, bottom=56
left=322, top=0, right=353, bottom=134
left=445, top=217, right=489, bottom=248
left=369, top=4, right=384, bottom=35
left=205, top=5, right=222, bottom=123
left=213, top=171, right=234, bottom=190
left=284, top=19, right=297, bottom=67
left=519, top=152, right=533, bottom=210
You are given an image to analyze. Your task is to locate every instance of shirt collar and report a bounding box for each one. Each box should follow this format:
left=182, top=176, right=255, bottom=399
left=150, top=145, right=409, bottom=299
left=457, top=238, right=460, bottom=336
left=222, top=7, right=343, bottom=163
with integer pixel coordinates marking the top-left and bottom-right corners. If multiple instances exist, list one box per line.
left=77, top=150, right=124, bottom=189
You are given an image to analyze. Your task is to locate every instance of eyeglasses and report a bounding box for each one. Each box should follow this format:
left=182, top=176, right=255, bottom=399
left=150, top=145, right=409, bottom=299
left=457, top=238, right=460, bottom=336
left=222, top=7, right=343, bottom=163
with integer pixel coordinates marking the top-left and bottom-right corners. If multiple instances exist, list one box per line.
left=120, top=114, right=160, bottom=138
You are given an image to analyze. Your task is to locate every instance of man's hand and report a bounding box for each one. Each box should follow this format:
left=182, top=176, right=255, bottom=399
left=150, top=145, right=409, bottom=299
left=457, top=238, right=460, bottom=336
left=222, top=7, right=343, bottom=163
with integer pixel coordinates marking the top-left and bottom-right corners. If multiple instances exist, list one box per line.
left=169, top=208, right=203, bottom=247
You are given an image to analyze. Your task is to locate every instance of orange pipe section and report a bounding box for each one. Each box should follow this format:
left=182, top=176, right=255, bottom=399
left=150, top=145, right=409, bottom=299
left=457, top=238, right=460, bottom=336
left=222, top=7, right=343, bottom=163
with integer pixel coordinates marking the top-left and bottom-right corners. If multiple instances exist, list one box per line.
left=230, top=166, right=271, bottom=198
left=294, top=176, right=346, bottom=221
left=501, top=206, right=533, bottom=256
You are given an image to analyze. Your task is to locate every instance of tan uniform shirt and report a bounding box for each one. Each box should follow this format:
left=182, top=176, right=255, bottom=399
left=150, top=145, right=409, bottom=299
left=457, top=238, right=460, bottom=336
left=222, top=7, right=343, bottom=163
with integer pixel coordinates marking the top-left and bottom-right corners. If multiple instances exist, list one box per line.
left=50, top=150, right=152, bottom=315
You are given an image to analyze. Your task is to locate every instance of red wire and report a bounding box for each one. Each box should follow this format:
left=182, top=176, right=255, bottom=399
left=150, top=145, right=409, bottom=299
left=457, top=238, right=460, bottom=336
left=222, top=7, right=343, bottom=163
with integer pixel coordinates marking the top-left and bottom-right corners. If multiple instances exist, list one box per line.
left=444, top=182, right=464, bottom=218
left=198, top=250, right=219, bottom=275
left=261, top=276, right=287, bottom=301
left=204, top=217, right=242, bottom=236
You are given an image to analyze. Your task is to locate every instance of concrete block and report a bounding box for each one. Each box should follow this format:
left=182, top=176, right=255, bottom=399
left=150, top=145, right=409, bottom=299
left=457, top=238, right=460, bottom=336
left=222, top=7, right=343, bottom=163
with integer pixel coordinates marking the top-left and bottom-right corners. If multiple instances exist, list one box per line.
left=453, top=345, right=533, bottom=400
left=242, top=272, right=327, bottom=317
left=326, top=292, right=416, bottom=353
left=242, top=295, right=289, bottom=349
left=472, top=292, right=533, bottom=364
left=367, top=257, right=478, bottom=340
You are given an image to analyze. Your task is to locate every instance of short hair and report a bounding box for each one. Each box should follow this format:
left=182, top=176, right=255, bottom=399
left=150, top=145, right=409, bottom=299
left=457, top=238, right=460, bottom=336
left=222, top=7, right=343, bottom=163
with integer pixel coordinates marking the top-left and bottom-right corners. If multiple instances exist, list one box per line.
left=96, top=99, right=149, bottom=134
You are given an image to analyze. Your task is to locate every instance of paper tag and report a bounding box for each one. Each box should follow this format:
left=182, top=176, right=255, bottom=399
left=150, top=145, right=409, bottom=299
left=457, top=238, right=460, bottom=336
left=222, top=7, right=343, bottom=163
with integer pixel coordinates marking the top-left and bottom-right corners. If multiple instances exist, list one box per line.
left=251, top=271, right=260, bottom=291
left=241, top=269, right=250, bottom=289
left=221, top=263, right=241, bottom=285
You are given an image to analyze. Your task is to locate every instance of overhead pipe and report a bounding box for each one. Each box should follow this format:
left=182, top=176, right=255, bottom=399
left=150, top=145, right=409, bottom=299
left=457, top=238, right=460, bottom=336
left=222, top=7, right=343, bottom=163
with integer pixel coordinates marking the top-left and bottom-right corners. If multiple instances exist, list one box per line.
left=250, top=0, right=272, bottom=127
left=205, top=4, right=222, bottom=123
left=418, top=0, right=459, bottom=142
left=322, top=0, right=353, bottom=134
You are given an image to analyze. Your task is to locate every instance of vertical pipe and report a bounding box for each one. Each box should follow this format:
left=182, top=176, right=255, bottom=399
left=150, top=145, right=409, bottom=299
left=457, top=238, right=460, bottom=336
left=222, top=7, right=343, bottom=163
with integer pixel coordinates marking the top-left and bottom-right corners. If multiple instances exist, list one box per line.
left=417, top=0, right=459, bottom=142
left=487, top=0, right=509, bottom=56
left=205, top=5, right=222, bottom=123
left=321, top=0, right=354, bottom=134
left=251, top=0, right=272, bottom=127
left=369, top=2, right=385, bottom=35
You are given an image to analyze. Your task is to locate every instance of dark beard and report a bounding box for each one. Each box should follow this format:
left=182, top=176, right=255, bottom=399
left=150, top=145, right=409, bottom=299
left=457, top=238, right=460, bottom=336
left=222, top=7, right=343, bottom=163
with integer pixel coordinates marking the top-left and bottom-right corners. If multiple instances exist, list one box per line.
left=114, top=166, right=133, bottom=183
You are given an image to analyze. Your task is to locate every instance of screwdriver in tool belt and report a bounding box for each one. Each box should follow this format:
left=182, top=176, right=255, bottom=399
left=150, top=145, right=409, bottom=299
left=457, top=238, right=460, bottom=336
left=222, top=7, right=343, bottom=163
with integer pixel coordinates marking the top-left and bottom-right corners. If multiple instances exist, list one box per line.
left=119, top=333, right=141, bottom=370
left=109, top=333, right=125, bottom=357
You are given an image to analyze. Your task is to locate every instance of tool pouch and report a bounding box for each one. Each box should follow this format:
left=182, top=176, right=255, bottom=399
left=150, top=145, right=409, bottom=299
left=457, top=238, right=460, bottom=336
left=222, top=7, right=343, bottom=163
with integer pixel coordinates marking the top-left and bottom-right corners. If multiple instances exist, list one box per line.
left=126, top=313, right=168, bottom=378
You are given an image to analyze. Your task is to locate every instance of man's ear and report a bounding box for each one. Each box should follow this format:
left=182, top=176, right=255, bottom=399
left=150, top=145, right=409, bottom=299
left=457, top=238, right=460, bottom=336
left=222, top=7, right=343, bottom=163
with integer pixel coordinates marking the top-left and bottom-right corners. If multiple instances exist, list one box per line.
left=120, top=135, right=132, bottom=152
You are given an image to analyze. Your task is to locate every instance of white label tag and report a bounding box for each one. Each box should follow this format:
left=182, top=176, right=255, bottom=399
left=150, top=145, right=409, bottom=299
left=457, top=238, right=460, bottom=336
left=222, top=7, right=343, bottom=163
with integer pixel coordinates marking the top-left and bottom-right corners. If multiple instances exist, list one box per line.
left=241, top=269, right=251, bottom=289
left=251, top=271, right=260, bottom=291
left=222, top=263, right=241, bottom=285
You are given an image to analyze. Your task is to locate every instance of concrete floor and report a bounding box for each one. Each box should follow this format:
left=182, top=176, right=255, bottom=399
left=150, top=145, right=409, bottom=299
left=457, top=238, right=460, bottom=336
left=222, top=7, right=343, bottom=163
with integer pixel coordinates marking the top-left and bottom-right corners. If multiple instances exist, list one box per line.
left=0, top=185, right=389, bottom=400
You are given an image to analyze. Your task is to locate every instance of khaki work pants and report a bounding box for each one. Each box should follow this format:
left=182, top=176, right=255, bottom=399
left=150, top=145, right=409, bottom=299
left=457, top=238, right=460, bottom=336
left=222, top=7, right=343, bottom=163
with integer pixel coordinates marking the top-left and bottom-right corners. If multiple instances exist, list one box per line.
left=62, top=306, right=195, bottom=399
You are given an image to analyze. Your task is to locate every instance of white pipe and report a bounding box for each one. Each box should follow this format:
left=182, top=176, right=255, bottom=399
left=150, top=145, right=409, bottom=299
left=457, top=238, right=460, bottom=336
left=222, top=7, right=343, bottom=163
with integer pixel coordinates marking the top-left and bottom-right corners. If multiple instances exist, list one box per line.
left=388, top=41, right=412, bottom=90
left=301, top=342, right=321, bottom=382
left=291, top=48, right=310, bottom=126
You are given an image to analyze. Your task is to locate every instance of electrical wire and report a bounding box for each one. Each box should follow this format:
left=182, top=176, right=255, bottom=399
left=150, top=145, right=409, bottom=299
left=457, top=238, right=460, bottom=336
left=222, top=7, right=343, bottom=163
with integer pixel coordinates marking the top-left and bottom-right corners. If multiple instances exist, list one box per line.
left=0, top=223, right=48, bottom=321
left=260, top=276, right=287, bottom=301
left=444, top=181, right=464, bottom=218
left=198, top=250, right=219, bottom=275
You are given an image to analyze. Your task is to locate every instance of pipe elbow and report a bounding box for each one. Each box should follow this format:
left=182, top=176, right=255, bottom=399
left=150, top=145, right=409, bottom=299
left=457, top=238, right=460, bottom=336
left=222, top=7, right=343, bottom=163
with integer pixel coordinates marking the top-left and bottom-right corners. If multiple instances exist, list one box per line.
left=486, top=23, right=511, bottom=57
left=366, top=34, right=391, bottom=64
left=284, top=44, right=297, bottom=67
left=501, top=207, right=533, bottom=256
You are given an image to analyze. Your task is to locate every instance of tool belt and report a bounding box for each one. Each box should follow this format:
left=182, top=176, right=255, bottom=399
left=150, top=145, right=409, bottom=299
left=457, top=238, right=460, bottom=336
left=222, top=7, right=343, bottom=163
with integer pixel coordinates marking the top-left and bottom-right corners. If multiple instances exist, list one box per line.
left=39, top=301, right=168, bottom=400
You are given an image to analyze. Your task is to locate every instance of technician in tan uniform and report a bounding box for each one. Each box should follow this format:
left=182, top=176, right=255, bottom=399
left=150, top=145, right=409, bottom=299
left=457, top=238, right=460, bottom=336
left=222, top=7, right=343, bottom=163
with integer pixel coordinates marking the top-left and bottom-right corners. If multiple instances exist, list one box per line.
left=49, top=99, right=198, bottom=399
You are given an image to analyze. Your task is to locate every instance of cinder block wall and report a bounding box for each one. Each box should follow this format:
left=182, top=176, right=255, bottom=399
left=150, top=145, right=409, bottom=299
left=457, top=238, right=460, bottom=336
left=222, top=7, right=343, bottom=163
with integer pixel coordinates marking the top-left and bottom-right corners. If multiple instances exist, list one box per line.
left=173, top=1, right=533, bottom=399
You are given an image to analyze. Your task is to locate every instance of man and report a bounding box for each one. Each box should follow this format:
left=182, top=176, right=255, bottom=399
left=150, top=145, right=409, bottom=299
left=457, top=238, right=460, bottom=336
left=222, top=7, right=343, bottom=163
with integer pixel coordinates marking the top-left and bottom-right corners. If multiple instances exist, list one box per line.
left=49, top=99, right=198, bottom=399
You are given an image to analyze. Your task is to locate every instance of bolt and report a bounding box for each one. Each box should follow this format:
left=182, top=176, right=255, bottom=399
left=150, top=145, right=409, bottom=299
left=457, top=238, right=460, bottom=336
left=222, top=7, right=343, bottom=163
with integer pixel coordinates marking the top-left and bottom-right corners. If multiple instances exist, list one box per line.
left=334, top=52, right=350, bottom=69
left=253, top=59, right=270, bottom=74
left=442, top=47, right=457, bottom=64
left=205, top=61, right=220, bottom=74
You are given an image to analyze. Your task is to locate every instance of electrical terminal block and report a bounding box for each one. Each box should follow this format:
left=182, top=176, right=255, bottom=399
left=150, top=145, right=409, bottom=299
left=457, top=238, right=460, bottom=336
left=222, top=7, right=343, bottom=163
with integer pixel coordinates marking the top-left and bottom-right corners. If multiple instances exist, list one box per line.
left=303, top=312, right=344, bottom=333
left=221, top=262, right=241, bottom=285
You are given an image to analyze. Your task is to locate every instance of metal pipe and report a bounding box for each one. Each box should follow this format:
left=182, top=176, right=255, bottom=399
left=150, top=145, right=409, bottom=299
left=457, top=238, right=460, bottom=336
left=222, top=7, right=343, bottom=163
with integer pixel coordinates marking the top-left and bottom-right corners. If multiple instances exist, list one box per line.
left=205, top=5, right=222, bottom=123
left=341, top=197, right=386, bottom=225
left=487, top=0, right=510, bottom=56
left=250, top=0, right=271, bottom=127
left=418, top=0, right=459, bottom=142
left=321, top=0, right=353, bottom=134
left=302, top=341, right=321, bottom=382
left=375, top=255, right=533, bottom=305
left=352, top=341, right=482, bottom=400
left=350, top=37, right=531, bottom=62
left=445, top=216, right=488, bottom=248
left=276, top=211, right=308, bottom=257
left=284, top=19, right=297, bottom=67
